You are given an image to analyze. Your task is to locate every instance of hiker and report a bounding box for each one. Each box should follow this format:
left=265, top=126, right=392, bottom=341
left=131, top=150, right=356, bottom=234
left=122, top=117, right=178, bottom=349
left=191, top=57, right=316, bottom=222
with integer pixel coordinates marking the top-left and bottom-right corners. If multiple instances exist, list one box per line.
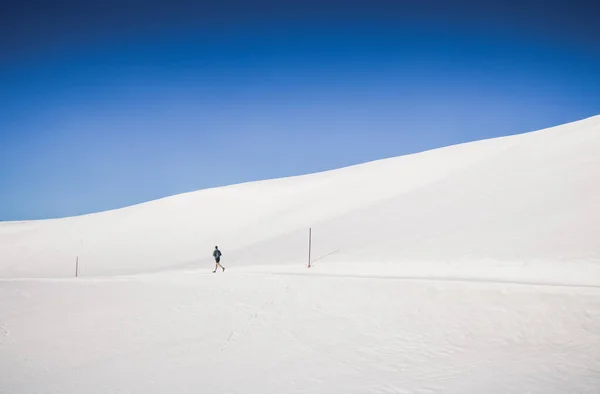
left=213, top=246, right=225, bottom=273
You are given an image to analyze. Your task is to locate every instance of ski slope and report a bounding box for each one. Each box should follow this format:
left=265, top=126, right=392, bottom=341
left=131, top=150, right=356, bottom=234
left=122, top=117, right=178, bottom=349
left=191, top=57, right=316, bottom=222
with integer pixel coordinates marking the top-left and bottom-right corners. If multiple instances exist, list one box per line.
left=1, top=115, right=600, bottom=393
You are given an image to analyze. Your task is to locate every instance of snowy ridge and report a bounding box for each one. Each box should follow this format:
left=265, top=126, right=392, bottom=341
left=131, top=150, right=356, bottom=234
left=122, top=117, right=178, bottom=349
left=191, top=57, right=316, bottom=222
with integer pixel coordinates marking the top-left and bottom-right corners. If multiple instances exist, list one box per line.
left=1, top=115, right=599, bottom=280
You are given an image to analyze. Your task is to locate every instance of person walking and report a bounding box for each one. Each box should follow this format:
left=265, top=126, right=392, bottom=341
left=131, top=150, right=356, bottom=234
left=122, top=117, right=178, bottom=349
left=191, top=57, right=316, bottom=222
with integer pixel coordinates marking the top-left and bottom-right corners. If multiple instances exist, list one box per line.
left=213, top=246, right=225, bottom=273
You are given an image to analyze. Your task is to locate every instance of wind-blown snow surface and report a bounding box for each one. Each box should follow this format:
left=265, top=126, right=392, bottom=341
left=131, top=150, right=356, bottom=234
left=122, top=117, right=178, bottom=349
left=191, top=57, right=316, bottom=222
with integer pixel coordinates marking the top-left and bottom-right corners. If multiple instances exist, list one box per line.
left=2, top=272, right=600, bottom=394
left=1, top=115, right=600, bottom=393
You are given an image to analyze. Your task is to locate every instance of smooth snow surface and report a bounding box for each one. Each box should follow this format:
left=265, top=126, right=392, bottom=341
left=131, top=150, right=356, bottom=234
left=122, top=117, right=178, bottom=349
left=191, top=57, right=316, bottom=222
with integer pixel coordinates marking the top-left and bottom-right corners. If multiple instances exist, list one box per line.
left=2, top=272, right=600, bottom=394
left=1, top=115, right=600, bottom=393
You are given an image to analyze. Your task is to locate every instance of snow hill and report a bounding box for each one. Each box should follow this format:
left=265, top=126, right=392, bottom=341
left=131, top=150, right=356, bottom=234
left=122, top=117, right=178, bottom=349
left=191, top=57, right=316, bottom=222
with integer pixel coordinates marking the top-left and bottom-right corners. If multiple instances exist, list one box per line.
left=1, top=115, right=599, bottom=280
left=1, top=115, right=600, bottom=394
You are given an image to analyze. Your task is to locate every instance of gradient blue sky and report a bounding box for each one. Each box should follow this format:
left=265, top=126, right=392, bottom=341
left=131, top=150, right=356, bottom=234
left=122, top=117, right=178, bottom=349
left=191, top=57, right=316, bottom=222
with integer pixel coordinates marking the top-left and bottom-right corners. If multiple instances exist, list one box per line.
left=1, top=0, right=599, bottom=220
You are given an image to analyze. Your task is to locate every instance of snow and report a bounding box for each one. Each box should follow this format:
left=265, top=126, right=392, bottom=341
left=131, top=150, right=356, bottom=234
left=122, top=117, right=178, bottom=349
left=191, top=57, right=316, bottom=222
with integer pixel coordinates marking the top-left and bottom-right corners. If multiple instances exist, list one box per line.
left=2, top=271, right=600, bottom=393
left=1, top=115, right=600, bottom=393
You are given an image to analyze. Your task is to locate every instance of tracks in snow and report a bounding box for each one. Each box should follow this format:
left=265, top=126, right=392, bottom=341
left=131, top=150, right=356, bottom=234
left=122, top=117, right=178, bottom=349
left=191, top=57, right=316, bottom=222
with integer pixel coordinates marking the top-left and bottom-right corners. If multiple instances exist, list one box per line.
left=237, top=270, right=600, bottom=290
left=1, top=268, right=600, bottom=290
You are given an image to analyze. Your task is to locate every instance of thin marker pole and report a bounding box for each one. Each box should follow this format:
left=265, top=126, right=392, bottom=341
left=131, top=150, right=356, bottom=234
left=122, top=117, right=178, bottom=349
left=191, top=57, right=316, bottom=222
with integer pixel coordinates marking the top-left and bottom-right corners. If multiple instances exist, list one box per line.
left=76, top=256, right=79, bottom=278
left=308, top=228, right=312, bottom=268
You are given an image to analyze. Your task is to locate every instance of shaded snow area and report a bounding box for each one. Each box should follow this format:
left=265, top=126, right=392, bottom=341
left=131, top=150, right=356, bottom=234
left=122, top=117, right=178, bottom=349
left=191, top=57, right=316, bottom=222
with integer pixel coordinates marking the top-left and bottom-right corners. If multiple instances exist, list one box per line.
left=1, top=115, right=600, bottom=392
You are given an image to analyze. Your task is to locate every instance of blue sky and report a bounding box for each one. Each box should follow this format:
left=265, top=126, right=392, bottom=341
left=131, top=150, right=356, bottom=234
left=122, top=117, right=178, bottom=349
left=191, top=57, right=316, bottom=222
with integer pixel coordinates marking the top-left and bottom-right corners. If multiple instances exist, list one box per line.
left=1, top=1, right=599, bottom=220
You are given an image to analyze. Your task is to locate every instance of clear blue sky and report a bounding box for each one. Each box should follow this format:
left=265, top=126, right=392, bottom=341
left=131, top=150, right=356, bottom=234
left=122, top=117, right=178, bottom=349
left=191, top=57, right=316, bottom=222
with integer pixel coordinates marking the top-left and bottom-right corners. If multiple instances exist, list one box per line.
left=1, top=1, right=599, bottom=220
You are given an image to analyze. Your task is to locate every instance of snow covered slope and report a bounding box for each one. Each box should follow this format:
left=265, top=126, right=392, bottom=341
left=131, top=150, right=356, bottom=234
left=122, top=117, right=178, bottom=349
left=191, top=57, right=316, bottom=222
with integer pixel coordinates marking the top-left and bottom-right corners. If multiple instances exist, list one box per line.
left=2, top=116, right=600, bottom=394
left=1, top=115, right=599, bottom=279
